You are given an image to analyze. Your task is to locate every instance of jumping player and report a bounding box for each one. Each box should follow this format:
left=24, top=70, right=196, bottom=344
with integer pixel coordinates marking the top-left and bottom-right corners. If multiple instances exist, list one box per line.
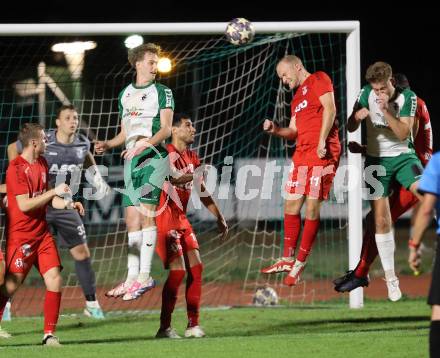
left=261, top=55, right=341, bottom=286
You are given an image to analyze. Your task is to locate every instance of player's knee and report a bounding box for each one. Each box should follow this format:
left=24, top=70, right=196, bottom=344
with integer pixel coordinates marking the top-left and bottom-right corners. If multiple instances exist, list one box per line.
left=70, top=244, right=90, bottom=260
left=375, top=216, right=391, bottom=232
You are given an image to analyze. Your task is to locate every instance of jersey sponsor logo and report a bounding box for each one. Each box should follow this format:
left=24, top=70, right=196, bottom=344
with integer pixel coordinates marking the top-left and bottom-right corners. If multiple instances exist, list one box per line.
left=164, top=88, right=173, bottom=107
left=294, top=99, right=308, bottom=113
left=49, top=163, right=83, bottom=174
left=47, top=151, right=58, bottom=156
left=302, top=86, right=308, bottom=95
left=123, top=106, right=143, bottom=118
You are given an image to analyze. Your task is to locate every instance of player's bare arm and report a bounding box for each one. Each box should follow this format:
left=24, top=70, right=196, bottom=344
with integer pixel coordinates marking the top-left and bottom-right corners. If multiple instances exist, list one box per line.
left=0, top=184, right=5, bottom=194
left=123, top=108, right=173, bottom=160
left=408, top=193, right=437, bottom=272
left=317, top=91, right=337, bottom=158
left=378, top=93, right=413, bottom=141
left=412, top=114, right=420, bottom=138
left=347, top=107, right=369, bottom=132
left=94, top=126, right=126, bottom=154
left=51, top=196, right=85, bottom=215
left=7, top=141, right=18, bottom=161
left=16, top=183, right=71, bottom=213
left=198, top=182, right=228, bottom=241
left=262, top=117, right=298, bottom=140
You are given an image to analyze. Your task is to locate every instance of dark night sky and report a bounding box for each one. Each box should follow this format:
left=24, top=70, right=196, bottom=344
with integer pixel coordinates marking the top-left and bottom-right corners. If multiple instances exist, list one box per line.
left=1, top=0, right=438, bottom=148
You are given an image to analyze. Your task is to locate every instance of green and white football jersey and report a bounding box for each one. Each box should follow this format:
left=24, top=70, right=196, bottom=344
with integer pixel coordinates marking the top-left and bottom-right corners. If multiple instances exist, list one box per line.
left=118, top=81, right=175, bottom=149
left=357, top=84, right=417, bottom=157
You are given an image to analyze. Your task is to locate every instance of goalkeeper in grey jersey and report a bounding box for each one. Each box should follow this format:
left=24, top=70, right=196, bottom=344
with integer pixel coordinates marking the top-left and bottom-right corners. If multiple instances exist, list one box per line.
left=8, top=105, right=110, bottom=319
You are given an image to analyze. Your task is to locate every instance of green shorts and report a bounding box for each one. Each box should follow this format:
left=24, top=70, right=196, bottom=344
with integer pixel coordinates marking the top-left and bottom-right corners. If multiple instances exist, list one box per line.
left=122, top=145, right=169, bottom=207
left=365, top=152, right=423, bottom=198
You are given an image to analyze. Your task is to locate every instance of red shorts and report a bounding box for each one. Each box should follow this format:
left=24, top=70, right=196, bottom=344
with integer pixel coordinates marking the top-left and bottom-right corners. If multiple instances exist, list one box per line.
left=389, top=184, right=419, bottom=222
left=156, top=208, right=199, bottom=269
left=285, top=142, right=341, bottom=200
left=6, top=233, right=61, bottom=276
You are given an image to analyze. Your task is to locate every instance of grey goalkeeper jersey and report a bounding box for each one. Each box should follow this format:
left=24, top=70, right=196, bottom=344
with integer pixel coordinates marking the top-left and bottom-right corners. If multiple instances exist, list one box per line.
left=17, top=130, right=90, bottom=191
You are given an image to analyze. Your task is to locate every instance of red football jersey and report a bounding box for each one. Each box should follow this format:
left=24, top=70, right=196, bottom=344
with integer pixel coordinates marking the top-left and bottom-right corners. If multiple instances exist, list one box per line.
left=414, top=97, right=433, bottom=166
left=290, top=71, right=339, bottom=148
left=160, top=144, right=201, bottom=214
left=6, top=155, right=50, bottom=244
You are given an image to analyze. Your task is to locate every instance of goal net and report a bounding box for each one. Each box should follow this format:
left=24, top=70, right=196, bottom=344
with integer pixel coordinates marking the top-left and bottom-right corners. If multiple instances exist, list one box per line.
left=0, top=23, right=361, bottom=316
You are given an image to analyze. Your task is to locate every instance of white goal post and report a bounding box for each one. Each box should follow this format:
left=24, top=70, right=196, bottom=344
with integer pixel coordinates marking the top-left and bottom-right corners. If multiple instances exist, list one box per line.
left=0, top=21, right=362, bottom=308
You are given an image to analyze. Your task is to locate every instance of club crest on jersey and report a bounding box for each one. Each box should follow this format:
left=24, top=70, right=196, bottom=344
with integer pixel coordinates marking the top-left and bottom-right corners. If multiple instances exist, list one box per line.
left=21, top=244, right=32, bottom=257
left=302, top=86, right=308, bottom=95
left=76, top=148, right=85, bottom=159
left=141, top=93, right=147, bottom=100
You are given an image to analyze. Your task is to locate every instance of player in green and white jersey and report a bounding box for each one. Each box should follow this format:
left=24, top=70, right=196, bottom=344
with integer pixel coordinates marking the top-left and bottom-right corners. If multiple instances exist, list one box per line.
left=95, top=43, right=174, bottom=300
left=347, top=61, right=423, bottom=301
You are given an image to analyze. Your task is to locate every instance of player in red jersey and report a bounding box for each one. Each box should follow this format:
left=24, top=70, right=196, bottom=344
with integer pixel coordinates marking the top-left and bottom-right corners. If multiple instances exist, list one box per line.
left=0, top=123, right=84, bottom=346
left=261, top=55, right=341, bottom=286
left=0, top=184, right=9, bottom=338
left=334, top=73, right=433, bottom=292
left=155, top=113, right=228, bottom=339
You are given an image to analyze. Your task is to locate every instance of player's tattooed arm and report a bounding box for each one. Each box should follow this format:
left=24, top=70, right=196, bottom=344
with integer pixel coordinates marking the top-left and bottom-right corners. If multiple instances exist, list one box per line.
left=347, top=102, right=368, bottom=133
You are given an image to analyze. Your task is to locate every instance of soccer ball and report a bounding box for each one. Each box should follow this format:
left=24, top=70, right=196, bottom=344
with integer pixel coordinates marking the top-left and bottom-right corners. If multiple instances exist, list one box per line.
left=225, top=18, right=255, bottom=46
left=252, top=286, right=279, bottom=306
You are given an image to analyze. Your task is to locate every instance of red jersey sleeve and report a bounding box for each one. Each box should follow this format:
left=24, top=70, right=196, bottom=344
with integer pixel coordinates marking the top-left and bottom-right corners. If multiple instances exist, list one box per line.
left=7, top=162, right=30, bottom=196
left=415, top=98, right=433, bottom=165
left=311, top=71, right=334, bottom=98
left=191, top=151, right=201, bottom=169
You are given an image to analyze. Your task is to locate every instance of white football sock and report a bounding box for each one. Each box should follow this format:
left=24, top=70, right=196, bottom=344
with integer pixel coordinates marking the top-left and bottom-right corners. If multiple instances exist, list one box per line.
left=138, top=227, right=157, bottom=283
left=375, top=231, right=396, bottom=280
left=127, top=231, right=142, bottom=283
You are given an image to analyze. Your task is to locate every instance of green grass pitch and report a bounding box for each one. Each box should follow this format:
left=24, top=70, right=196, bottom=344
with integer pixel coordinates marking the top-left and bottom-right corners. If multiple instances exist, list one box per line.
left=0, top=298, right=430, bottom=357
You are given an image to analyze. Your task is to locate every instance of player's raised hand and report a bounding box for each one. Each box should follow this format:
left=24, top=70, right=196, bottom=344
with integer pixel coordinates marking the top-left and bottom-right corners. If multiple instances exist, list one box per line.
left=348, top=141, right=366, bottom=154
left=72, top=201, right=85, bottom=216
left=377, top=93, right=390, bottom=111
left=354, top=108, right=370, bottom=121
left=54, top=183, right=71, bottom=197
left=217, top=215, right=229, bottom=242
left=94, top=140, right=109, bottom=155
left=263, top=119, right=277, bottom=134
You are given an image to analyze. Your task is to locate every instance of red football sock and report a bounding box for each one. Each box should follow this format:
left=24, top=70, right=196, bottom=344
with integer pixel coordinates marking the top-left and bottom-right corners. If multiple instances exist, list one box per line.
left=160, top=269, right=185, bottom=330
left=354, top=190, right=417, bottom=278
left=355, top=227, right=378, bottom=278
left=283, top=214, right=301, bottom=257
left=0, top=294, right=8, bottom=320
left=296, top=219, right=320, bottom=262
left=186, top=263, right=203, bottom=328
left=44, top=290, right=61, bottom=334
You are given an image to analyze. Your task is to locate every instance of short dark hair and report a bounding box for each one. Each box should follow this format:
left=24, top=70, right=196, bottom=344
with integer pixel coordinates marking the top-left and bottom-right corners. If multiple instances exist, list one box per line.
left=56, top=104, right=77, bottom=119
left=127, top=43, right=161, bottom=69
left=393, top=73, right=410, bottom=89
left=172, top=113, right=191, bottom=127
left=18, top=122, right=44, bottom=147
left=365, top=61, right=392, bottom=83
